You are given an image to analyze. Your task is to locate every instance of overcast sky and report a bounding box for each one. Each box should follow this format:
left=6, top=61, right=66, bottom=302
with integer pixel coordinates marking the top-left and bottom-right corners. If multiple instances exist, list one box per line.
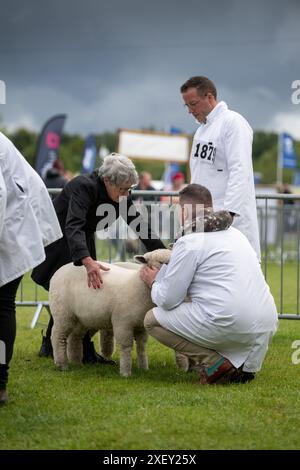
left=1, top=0, right=300, bottom=137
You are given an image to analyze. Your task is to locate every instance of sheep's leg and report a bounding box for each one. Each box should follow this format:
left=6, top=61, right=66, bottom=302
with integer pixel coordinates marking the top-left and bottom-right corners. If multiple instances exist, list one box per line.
left=134, top=329, right=149, bottom=370
left=114, top=327, right=134, bottom=377
left=67, top=324, right=86, bottom=365
left=100, top=330, right=115, bottom=359
left=174, top=351, right=190, bottom=372
left=51, top=323, right=71, bottom=371
left=119, top=342, right=133, bottom=377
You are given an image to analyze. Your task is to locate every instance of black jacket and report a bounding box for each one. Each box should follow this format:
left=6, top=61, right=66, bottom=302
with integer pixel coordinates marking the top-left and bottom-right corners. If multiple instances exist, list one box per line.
left=31, top=172, right=165, bottom=290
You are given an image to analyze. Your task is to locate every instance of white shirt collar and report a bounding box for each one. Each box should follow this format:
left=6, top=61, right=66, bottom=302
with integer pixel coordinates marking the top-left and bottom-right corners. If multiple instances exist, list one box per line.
left=205, top=101, right=228, bottom=124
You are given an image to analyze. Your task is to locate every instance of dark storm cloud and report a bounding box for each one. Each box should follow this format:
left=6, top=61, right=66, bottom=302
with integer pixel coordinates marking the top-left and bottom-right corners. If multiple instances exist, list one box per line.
left=0, top=0, right=300, bottom=136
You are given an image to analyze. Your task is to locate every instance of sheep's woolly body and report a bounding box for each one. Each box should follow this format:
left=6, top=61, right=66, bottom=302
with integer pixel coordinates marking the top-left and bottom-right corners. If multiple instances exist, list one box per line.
left=51, top=263, right=150, bottom=331
left=49, top=249, right=171, bottom=376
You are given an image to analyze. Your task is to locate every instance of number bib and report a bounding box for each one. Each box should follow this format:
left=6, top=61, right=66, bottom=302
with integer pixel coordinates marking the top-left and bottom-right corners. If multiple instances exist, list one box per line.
left=193, top=140, right=217, bottom=165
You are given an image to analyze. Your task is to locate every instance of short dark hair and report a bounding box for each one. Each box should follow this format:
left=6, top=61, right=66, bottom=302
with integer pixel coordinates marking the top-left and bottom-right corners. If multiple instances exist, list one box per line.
left=180, top=76, right=217, bottom=99
left=179, top=184, right=212, bottom=207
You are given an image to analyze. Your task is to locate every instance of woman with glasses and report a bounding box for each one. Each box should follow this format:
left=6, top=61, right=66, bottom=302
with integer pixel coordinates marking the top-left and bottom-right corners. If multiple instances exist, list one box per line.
left=32, top=153, right=165, bottom=363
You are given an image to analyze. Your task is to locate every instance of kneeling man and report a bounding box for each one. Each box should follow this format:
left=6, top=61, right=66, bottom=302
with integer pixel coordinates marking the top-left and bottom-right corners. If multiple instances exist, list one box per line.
left=140, top=184, right=278, bottom=385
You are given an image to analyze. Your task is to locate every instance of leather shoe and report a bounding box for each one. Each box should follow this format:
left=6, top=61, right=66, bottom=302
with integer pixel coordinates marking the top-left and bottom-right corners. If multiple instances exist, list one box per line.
left=82, top=340, right=117, bottom=365
left=38, top=332, right=53, bottom=358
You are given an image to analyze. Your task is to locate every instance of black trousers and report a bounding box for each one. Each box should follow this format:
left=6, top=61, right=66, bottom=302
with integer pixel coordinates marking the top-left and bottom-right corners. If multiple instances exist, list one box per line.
left=0, top=276, right=23, bottom=389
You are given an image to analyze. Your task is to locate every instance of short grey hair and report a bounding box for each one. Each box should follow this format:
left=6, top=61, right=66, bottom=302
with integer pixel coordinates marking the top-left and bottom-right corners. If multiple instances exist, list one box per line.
left=98, top=153, right=139, bottom=186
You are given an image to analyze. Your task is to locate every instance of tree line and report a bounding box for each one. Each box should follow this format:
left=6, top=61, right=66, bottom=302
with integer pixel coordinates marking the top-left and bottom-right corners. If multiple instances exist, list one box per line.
left=1, top=125, right=299, bottom=184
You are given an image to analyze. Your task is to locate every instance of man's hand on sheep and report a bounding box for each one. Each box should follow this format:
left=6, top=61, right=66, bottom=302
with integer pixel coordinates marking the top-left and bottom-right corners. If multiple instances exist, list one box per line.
left=82, top=257, right=110, bottom=289
left=139, top=265, right=159, bottom=288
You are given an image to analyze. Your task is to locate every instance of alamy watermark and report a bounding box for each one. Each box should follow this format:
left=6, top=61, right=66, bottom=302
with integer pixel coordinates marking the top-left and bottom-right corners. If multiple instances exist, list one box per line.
left=0, top=79, right=6, bottom=104
left=291, top=80, right=300, bottom=104
left=95, top=199, right=206, bottom=250
left=291, top=340, right=300, bottom=364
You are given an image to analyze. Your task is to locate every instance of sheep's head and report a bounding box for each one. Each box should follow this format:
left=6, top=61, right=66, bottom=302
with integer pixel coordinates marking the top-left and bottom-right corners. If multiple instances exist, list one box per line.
left=134, top=249, right=171, bottom=269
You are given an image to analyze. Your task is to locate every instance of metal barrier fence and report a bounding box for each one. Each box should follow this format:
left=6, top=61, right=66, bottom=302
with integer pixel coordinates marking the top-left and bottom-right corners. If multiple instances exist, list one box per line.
left=16, top=189, right=300, bottom=326
left=256, top=193, right=300, bottom=320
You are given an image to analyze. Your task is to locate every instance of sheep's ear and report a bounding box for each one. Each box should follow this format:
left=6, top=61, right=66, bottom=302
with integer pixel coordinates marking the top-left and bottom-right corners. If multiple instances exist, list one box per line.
left=134, top=255, right=147, bottom=264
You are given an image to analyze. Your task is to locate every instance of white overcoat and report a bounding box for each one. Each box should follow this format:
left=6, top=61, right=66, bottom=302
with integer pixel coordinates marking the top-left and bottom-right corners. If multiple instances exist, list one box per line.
left=190, top=101, right=261, bottom=259
left=152, top=228, right=278, bottom=372
left=0, top=132, right=62, bottom=287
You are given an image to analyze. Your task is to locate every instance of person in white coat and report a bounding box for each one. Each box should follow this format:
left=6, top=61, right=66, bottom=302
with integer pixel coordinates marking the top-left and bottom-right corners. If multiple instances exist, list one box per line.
left=141, top=184, right=278, bottom=385
left=180, top=76, right=261, bottom=260
left=0, top=131, right=62, bottom=404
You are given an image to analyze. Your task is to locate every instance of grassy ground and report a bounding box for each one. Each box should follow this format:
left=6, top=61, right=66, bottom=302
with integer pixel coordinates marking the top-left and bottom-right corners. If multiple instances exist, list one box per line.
left=1, top=265, right=300, bottom=450
left=263, top=261, right=300, bottom=314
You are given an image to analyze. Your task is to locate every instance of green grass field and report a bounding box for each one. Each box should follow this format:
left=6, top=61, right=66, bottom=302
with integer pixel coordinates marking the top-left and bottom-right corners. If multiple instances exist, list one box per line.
left=1, top=264, right=300, bottom=450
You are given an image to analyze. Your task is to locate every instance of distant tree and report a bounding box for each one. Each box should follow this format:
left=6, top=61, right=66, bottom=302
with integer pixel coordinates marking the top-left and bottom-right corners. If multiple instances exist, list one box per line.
left=253, top=146, right=277, bottom=183
left=9, top=128, right=38, bottom=167
left=253, top=144, right=296, bottom=184
left=96, top=132, right=118, bottom=154
left=59, top=133, right=85, bottom=174
left=252, top=131, right=277, bottom=161
left=1, top=124, right=299, bottom=185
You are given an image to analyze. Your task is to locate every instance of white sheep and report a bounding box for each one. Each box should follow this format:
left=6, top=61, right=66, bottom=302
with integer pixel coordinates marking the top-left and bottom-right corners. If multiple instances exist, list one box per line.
left=49, top=249, right=171, bottom=377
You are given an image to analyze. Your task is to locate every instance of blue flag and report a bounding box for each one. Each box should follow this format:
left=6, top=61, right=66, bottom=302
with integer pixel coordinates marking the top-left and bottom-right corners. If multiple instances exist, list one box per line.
left=169, top=126, right=182, bottom=135
left=162, top=162, right=180, bottom=189
left=281, top=133, right=297, bottom=169
left=82, top=134, right=97, bottom=174
left=162, top=127, right=183, bottom=188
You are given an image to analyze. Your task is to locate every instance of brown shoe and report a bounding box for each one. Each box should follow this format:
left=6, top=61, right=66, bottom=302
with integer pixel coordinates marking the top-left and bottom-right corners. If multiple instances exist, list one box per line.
left=0, top=389, right=8, bottom=405
left=199, top=357, right=237, bottom=385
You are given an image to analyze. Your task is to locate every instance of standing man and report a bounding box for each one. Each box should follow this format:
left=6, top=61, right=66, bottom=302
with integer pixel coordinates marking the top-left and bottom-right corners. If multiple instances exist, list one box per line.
left=180, top=76, right=260, bottom=259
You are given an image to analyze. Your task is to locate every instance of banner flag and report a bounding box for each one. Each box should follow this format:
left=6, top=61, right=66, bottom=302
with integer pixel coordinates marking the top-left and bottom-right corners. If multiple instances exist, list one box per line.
left=162, top=162, right=180, bottom=190
left=281, top=133, right=297, bottom=169
left=169, top=126, right=182, bottom=135
left=34, top=114, right=66, bottom=178
left=162, top=126, right=183, bottom=188
left=82, top=134, right=97, bottom=174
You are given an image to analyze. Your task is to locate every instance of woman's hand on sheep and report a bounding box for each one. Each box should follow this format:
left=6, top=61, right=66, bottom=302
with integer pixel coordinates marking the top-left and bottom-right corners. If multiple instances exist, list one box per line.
left=82, top=257, right=110, bottom=289
left=140, top=265, right=159, bottom=288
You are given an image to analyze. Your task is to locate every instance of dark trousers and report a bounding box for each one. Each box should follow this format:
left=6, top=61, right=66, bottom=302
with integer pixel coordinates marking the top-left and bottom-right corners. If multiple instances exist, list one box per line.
left=0, top=276, right=23, bottom=389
